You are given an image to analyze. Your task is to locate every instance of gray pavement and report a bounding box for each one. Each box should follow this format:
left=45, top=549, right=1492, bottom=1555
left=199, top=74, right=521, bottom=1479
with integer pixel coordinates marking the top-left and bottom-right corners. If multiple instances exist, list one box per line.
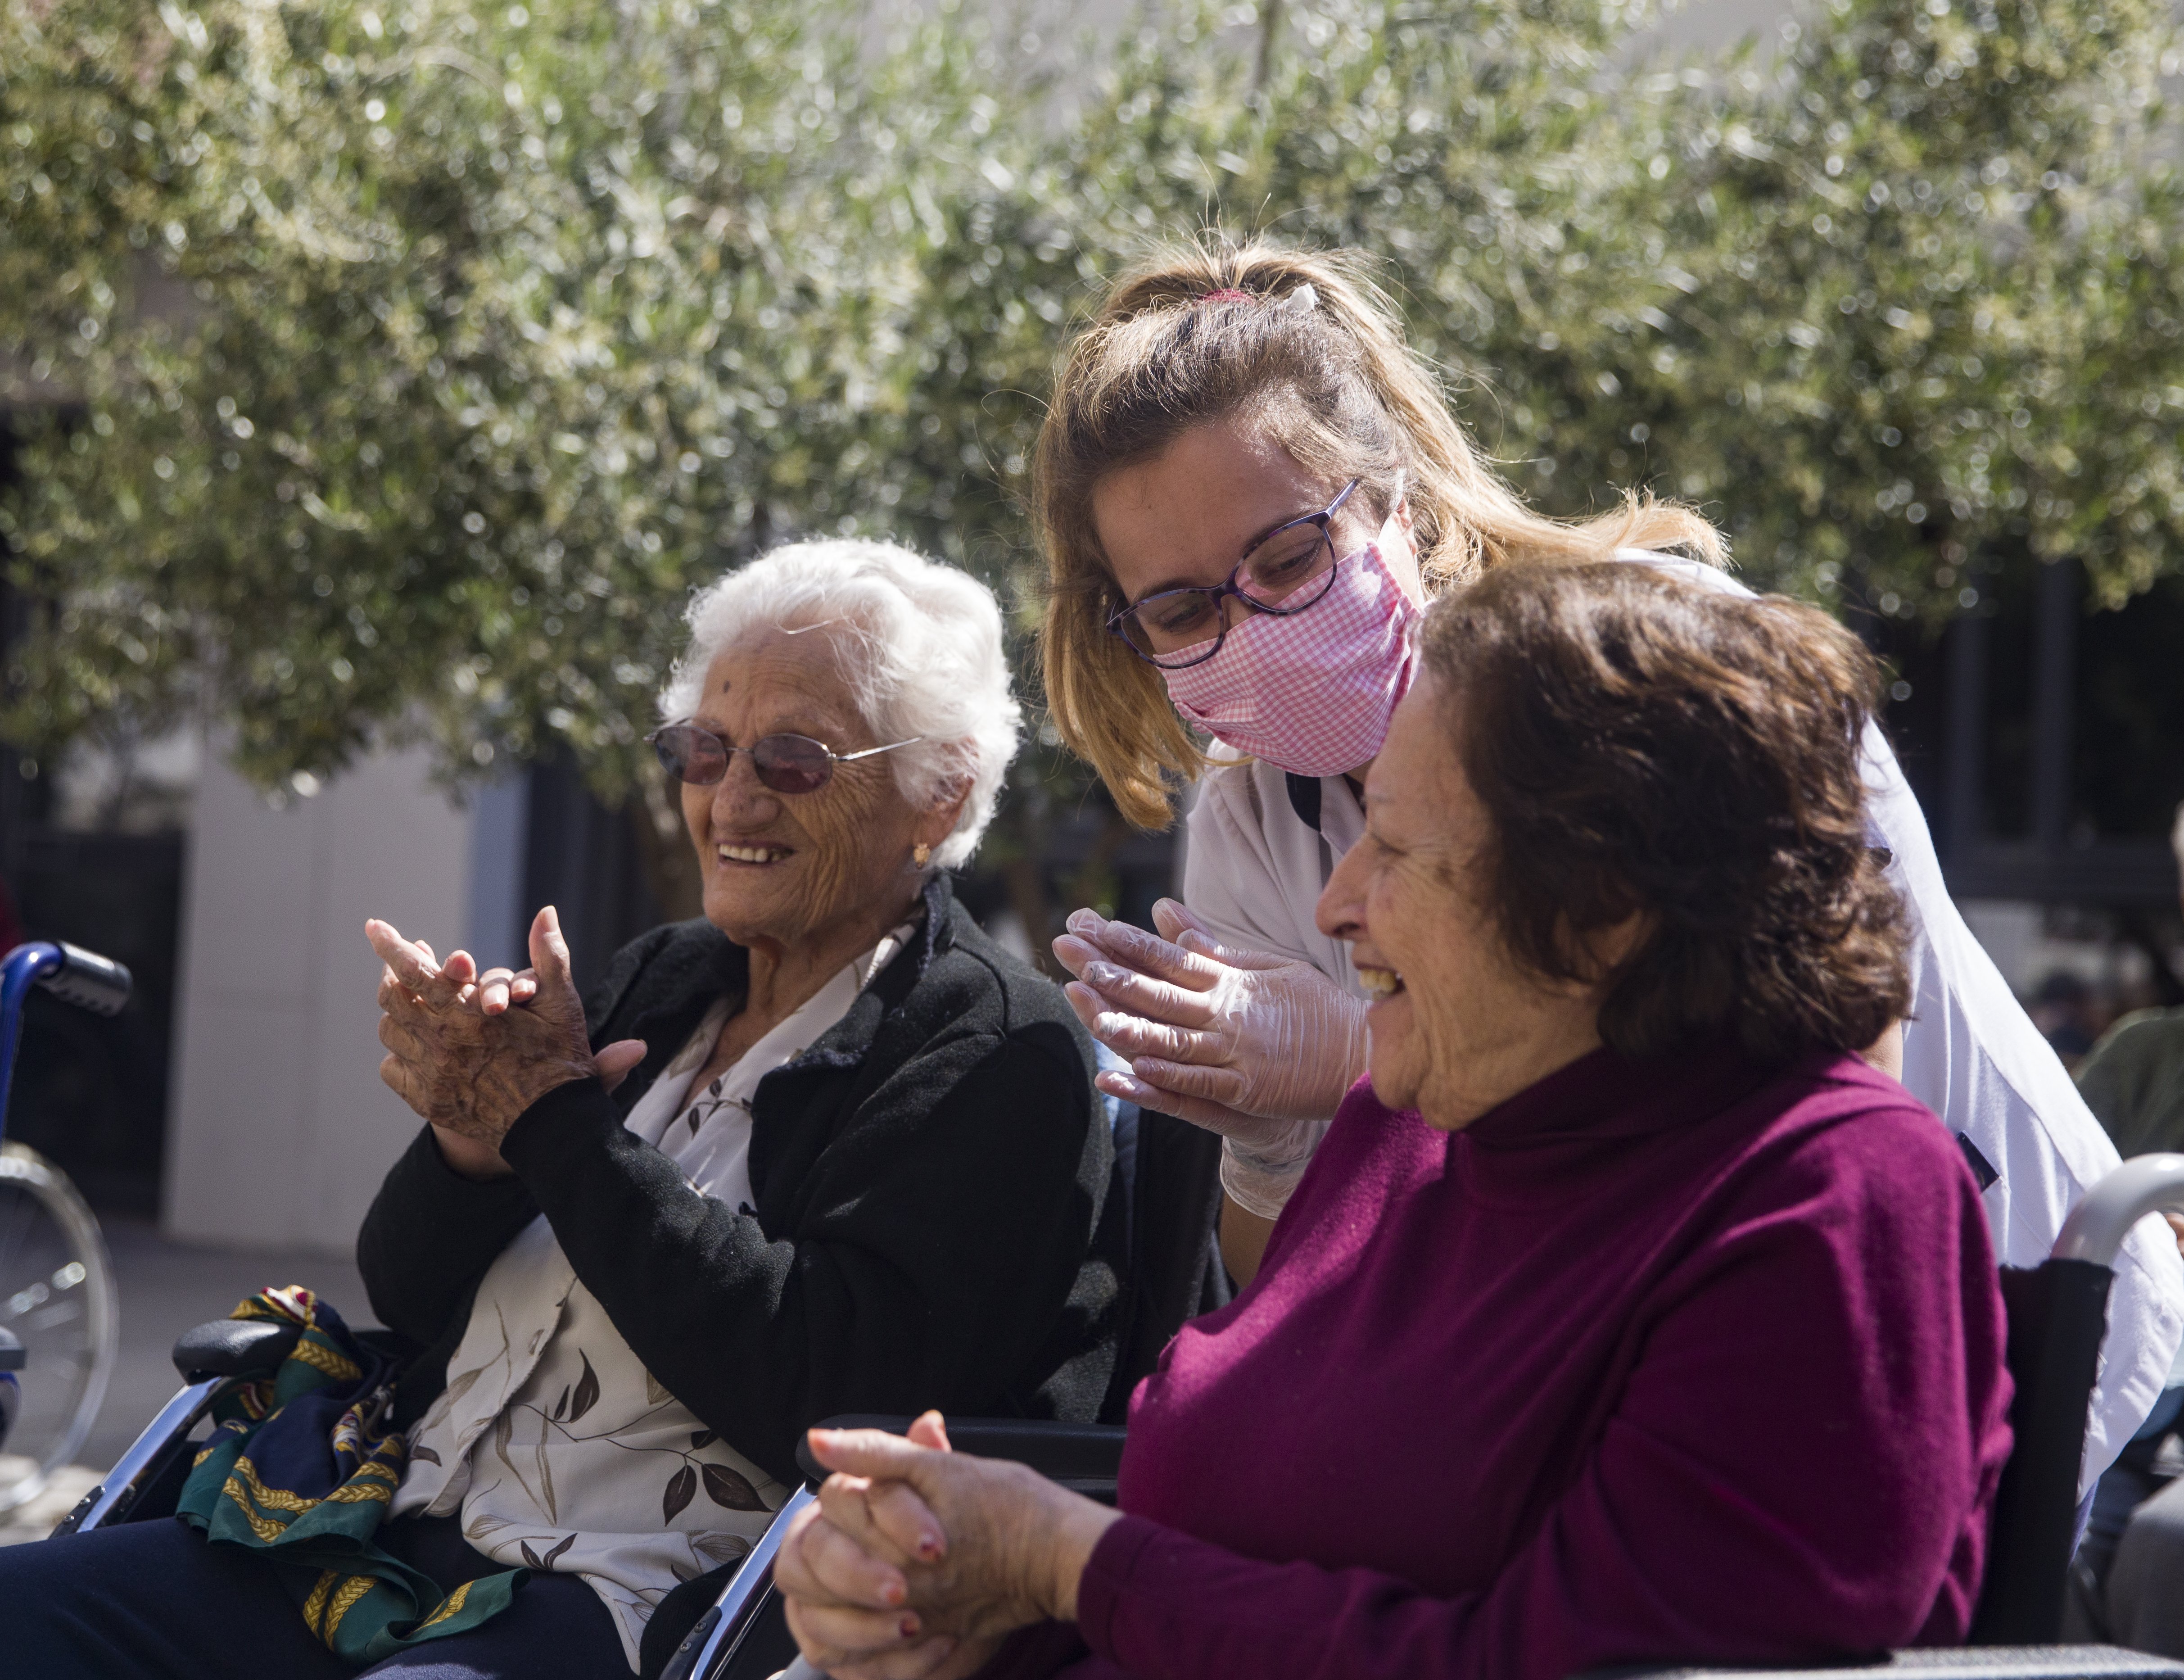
left=1, top=1213, right=366, bottom=1543
left=83, top=1213, right=367, bottom=1472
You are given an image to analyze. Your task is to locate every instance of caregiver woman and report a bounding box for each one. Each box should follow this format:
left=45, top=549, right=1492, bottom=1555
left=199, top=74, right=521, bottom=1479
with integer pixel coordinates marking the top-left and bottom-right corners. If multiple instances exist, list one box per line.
left=1041, top=237, right=2181, bottom=1485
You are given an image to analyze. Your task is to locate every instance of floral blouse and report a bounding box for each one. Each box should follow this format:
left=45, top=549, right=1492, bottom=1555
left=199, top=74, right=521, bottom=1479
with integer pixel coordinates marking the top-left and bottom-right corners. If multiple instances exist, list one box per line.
left=389, top=929, right=911, bottom=1670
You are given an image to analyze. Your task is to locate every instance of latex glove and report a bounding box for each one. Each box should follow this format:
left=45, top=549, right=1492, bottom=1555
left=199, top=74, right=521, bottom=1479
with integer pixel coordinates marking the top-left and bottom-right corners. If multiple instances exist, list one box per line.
left=1052, top=898, right=1368, bottom=1147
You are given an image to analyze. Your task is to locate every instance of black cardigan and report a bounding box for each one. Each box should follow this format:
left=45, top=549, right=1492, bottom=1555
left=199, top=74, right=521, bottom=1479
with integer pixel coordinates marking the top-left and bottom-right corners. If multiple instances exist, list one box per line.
left=357, top=874, right=1125, bottom=1486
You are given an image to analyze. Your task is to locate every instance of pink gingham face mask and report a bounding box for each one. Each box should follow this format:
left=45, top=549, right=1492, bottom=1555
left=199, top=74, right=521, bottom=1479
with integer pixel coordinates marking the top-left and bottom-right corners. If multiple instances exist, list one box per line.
left=1159, top=511, right=1420, bottom=778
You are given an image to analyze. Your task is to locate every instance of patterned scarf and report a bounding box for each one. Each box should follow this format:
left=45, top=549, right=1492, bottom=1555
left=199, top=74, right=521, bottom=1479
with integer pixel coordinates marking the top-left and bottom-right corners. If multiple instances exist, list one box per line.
left=176, top=1287, right=526, bottom=1665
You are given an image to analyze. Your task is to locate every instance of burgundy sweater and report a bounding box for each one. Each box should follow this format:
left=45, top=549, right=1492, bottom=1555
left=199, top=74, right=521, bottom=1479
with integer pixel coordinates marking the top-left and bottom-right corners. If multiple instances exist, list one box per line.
left=992, top=1045, right=2012, bottom=1680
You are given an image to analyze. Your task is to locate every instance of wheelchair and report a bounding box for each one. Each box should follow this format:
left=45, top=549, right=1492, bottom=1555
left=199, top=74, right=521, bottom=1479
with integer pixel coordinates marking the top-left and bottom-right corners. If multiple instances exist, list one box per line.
left=51, top=1130, right=2184, bottom=1680
left=0, top=940, right=131, bottom=1517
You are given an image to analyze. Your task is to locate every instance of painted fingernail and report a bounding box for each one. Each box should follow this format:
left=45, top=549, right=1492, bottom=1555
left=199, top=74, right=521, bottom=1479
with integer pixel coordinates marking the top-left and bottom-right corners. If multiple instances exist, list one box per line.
left=918, top=1534, right=943, bottom=1560
left=899, top=1615, right=921, bottom=1639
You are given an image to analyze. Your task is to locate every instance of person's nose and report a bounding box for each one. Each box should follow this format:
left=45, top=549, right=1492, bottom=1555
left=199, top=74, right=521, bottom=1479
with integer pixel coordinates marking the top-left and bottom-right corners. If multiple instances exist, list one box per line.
left=710, top=750, right=782, bottom=829
left=1315, top=835, right=1369, bottom=945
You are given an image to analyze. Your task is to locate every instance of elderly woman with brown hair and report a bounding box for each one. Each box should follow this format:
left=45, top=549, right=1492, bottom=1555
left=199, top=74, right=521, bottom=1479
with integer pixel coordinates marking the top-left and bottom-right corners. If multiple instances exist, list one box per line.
left=772, top=563, right=2013, bottom=1680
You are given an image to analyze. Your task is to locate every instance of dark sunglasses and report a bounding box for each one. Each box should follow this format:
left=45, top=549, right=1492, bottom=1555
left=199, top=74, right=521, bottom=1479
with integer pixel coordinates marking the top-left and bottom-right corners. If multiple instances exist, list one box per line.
left=647, top=723, right=922, bottom=794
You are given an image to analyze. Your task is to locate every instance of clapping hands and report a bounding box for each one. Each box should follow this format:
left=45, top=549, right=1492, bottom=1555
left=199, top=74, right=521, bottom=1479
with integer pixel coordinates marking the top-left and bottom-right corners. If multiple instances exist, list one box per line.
left=366, top=905, right=646, bottom=1176
left=1052, top=898, right=1367, bottom=1145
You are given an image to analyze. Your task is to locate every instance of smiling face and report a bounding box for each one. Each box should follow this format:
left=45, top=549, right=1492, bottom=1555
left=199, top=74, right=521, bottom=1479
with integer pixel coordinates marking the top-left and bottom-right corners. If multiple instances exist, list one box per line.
left=1090, top=417, right=1420, bottom=622
left=1314, top=668, right=1608, bottom=1128
left=680, top=627, right=956, bottom=955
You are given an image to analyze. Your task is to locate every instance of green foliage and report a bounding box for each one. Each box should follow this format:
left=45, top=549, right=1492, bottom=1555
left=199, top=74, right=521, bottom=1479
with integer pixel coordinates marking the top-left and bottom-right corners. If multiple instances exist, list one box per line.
left=1, top=0, right=972, bottom=793
left=1560, top=0, right=2184, bottom=621
left=3, top=0, right=2179, bottom=818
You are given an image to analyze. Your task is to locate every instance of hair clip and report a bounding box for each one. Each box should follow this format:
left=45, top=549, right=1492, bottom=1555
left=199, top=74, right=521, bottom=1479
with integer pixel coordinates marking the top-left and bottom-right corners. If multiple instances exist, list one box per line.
left=1198, top=287, right=1255, bottom=305
left=1283, top=284, right=1319, bottom=314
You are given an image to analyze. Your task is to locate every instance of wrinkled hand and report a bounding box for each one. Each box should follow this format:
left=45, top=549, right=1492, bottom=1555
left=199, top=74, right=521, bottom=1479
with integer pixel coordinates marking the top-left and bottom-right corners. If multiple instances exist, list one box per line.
left=470, top=963, right=539, bottom=1017
left=1052, top=898, right=1367, bottom=1143
left=367, top=905, right=645, bottom=1154
left=777, top=1413, right=1117, bottom=1680
left=776, top=1414, right=981, bottom=1680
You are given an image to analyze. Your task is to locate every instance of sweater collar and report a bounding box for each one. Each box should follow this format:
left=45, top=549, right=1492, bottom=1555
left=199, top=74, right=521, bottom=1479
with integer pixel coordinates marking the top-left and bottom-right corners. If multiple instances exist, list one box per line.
left=1461, top=1042, right=1776, bottom=1150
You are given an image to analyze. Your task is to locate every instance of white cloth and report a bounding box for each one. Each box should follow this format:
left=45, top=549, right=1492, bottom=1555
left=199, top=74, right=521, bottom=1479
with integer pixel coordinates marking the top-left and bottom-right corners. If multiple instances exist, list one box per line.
left=1180, top=553, right=2184, bottom=1494
left=390, top=929, right=913, bottom=1670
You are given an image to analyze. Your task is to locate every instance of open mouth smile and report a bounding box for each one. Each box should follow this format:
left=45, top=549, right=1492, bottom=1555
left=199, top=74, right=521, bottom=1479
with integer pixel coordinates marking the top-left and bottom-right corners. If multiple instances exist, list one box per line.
left=718, top=844, right=795, bottom=866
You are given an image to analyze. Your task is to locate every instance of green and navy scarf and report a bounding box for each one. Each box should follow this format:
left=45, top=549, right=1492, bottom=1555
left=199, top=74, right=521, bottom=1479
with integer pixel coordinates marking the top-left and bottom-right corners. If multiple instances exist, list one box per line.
left=177, top=1286, right=528, bottom=1666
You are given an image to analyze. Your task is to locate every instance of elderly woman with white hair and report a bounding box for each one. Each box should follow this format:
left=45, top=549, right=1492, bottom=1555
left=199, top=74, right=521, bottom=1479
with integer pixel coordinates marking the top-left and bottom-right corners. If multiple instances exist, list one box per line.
left=0, top=539, right=1125, bottom=1680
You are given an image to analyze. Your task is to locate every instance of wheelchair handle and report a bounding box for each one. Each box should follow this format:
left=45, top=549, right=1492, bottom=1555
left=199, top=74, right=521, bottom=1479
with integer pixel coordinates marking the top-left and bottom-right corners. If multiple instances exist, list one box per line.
left=28, top=941, right=132, bottom=1017
left=0, top=940, right=135, bottom=1147
left=2053, top=1153, right=2184, bottom=1268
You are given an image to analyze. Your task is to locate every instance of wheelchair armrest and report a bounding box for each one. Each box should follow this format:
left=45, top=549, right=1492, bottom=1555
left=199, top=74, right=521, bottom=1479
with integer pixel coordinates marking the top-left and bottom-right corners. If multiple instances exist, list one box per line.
left=1582, top=1647, right=2184, bottom=1680
left=170, top=1318, right=301, bottom=1381
left=798, top=1416, right=1128, bottom=1497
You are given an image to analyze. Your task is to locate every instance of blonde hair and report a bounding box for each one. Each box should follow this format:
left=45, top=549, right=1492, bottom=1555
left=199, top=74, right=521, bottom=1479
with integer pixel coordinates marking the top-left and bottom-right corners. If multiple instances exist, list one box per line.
left=1034, top=235, right=1727, bottom=829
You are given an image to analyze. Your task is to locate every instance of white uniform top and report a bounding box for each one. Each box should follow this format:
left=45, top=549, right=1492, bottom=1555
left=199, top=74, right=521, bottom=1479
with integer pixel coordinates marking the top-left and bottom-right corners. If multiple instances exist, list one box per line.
left=1180, top=553, right=2184, bottom=1494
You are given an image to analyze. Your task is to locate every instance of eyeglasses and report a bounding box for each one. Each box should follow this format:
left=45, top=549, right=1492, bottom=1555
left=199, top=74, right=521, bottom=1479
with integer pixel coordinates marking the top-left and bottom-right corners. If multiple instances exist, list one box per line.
left=1107, top=480, right=1362, bottom=670
left=647, top=724, right=922, bottom=794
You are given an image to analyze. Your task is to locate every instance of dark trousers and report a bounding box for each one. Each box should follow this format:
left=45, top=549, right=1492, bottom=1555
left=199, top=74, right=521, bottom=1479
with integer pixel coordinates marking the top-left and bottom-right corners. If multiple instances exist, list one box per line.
left=0, top=1513, right=628, bottom=1677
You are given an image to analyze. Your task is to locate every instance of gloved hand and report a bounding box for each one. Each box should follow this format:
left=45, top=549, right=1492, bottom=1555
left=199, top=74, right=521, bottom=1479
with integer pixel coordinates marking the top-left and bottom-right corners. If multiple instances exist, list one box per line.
left=1052, top=897, right=1368, bottom=1156
left=1219, top=1125, right=1334, bottom=1221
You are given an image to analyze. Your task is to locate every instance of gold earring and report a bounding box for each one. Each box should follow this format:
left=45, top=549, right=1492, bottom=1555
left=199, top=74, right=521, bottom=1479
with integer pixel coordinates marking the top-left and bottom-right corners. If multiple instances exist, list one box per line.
left=913, top=842, right=931, bottom=869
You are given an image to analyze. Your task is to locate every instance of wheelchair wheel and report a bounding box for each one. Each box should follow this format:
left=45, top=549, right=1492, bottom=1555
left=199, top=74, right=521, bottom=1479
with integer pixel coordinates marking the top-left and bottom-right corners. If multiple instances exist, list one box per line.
left=0, top=1142, right=118, bottom=1514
